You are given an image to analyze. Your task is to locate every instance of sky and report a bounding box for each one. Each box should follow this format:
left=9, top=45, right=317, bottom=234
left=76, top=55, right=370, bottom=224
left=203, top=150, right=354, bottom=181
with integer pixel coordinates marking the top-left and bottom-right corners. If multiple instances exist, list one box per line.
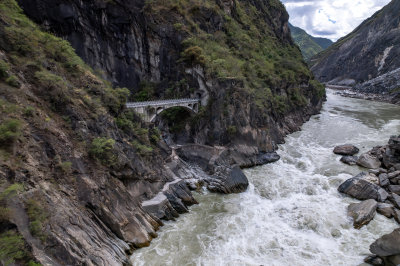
left=281, top=0, right=392, bottom=41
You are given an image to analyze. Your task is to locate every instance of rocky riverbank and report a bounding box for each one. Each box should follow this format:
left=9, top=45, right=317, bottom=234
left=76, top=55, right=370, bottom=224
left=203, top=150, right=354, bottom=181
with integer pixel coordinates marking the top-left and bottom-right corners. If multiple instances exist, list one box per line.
left=335, top=136, right=400, bottom=265
left=329, top=88, right=400, bottom=106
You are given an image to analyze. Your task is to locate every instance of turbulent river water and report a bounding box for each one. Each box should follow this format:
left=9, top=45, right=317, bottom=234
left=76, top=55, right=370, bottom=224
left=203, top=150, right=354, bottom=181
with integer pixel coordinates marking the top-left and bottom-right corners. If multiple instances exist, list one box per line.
left=131, top=90, right=400, bottom=266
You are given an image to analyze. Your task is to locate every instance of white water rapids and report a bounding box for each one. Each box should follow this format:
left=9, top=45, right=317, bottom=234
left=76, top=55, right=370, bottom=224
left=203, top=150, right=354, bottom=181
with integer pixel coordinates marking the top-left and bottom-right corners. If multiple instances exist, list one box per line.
left=131, top=90, right=400, bottom=266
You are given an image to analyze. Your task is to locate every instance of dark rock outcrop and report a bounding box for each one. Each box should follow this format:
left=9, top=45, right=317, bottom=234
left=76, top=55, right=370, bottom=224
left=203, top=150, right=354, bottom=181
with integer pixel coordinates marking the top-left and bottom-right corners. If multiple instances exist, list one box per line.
left=333, top=144, right=359, bottom=156
left=255, top=152, right=281, bottom=166
left=207, top=166, right=249, bottom=194
left=310, top=0, right=400, bottom=82
left=347, top=199, right=377, bottom=229
left=338, top=173, right=388, bottom=202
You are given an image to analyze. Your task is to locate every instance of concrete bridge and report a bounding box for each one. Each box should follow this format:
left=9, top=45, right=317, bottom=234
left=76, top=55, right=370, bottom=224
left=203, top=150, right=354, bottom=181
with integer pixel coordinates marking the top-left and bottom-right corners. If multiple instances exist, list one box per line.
left=126, top=98, right=200, bottom=122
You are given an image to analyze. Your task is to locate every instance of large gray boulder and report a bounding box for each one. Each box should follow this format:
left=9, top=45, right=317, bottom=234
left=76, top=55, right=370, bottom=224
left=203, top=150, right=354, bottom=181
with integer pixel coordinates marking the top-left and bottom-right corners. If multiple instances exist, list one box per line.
left=377, top=203, right=395, bottom=218
left=207, top=166, right=249, bottom=194
left=333, top=144, right=360, bottom=156
left=388, top=185, right=400, bottom=195
left=347, top=199, right=377, bottom=229
left=357, top=153, right=382, bottom=169
left=338, top=173, right=389, bottom=202
left=389, top=193, right=400, bottom=209
left=255, top=152, right=280, bottom=166
left=340, top=156, right=358, bottom=166
left=378, top=173, right=390, bottom=187
left=370, top=228, right=400, bottom=257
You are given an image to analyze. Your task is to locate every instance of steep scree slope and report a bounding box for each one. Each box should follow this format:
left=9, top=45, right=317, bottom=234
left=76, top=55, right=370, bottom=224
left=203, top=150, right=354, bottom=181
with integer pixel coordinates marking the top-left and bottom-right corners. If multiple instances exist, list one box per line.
left=310, top=0, right=400, bottom=102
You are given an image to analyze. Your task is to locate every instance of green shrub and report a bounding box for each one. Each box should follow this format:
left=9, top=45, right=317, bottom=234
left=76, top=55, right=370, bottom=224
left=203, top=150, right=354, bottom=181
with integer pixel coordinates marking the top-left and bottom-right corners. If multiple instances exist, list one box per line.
left=34, top=70, right=69, bottom=109
left=227, top=125, right=237, bottom=136
left=103, top=87, right=130, bottom=115
left=89, top=137, right=116, bottom=166
left=23, top=106, right=35, bottom=117
left=150, top=127, right=161, bottom=143
left=0, top=60, right=9, bottom=79
left=181, top=46, right=206, bottom=67
left=309, top=79, right=326, bottom=99
left=26, top=198, right=48, bottom=242
left=6, top=75, right=19, bottom=87
left=0, top=183, right=24, bottom=200
left=0, top=119, right=22, bottom=146
left=133, top=81, right=156, bottom=101
left=58, top=161, right=72, bottom=173
left=0, top=231, right=27, bottom=265
left=131, top=140, right=153, bottom=156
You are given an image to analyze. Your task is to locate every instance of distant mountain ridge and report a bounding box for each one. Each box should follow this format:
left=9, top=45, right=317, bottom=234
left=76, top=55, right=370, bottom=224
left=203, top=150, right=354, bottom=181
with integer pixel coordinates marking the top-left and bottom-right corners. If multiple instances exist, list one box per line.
left=289, top=23, right=333, bottom=60
left=309, top=0, right=400, bottom=104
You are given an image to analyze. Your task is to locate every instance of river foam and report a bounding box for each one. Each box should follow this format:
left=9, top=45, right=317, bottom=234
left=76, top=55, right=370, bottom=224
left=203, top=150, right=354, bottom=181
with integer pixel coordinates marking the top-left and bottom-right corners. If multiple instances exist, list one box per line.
left=131, top=90, right=400, bottom=266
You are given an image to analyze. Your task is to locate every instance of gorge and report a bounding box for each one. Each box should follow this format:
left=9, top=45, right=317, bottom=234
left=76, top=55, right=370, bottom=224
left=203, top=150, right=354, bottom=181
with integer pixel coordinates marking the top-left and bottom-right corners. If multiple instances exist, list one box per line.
left=0, top=0, right=399, bottom=265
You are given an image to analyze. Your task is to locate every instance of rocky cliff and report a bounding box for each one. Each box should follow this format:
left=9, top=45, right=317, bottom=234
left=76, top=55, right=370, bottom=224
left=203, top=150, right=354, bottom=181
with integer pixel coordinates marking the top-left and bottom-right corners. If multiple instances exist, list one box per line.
left=289, top=23, right=332, bottom=61
left=310, top=0, right=400, bottom=103
left=0, top=0, right=324, bottom=265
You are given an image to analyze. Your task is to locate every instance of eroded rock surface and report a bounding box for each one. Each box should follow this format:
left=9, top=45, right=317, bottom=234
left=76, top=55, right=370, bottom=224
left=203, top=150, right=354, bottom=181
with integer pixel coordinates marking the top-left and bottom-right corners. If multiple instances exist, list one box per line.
left=333, top=144, right=359, bottom=156
left=347, top=199, right=377, bottom=229
left=338, top=173, right=389, bottom=202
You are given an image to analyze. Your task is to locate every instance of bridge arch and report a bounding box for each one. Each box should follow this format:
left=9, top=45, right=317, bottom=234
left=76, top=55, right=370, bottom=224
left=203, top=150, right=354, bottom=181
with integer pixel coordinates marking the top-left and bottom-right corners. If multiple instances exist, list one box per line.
left=126, top=98, right=200, bottom=123
left=149, top=105, right=195, bottom=123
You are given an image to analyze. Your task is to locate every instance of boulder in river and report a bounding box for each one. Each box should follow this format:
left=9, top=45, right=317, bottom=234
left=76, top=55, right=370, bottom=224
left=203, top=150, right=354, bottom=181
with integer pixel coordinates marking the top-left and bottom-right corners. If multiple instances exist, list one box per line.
left=388, top=170, right=400, bottom=179
left=388, top=185, right=400, bottom=195
left=340, top=156, right=358, bottom=165
left=357, top=153, right=382, bottom=169
left=207, top=166, right=249, bottom=194
left=377, top=203, right=395, bottom=218
left=389, top=193, right=400, bottom=209
left=394, top=209, right=400, bottom=224
left=338, top=173, right=389, bottom=202
left=370, top=228, right=400, bottom=257
left=347, top=199, right=377, bottom=229
left=255, top=152, right=280, bottom=165
left=333, top=144, right=360, bottom=156
left=378, top=173, right=390, bottom=187
left=364, top=255, right=384, bottom=266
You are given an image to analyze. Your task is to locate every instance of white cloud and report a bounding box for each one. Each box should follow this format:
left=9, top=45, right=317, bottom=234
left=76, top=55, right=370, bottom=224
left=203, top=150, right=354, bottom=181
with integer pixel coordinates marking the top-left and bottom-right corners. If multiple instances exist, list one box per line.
left=281, top=0, right=392, bottom=41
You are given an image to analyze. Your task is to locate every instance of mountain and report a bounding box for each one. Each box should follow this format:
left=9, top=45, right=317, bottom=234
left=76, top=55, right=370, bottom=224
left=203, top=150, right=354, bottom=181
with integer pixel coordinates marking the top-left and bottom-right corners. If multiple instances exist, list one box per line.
left=310, top=0, right=400, bottom=103
left=289, top=23, right=333, bottom=60
left=0, top=0, right=324, bottom=264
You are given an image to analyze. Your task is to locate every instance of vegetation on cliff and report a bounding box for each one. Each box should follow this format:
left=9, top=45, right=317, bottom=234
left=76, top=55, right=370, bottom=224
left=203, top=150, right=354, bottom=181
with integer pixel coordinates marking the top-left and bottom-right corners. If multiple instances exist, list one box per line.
left=145, top=0, right=325, bottom=115
left=288, top=23, right=332, bottom=61
left=0, top=0, right=163, bottom=264
left=0, top=0, right=325, bottom=264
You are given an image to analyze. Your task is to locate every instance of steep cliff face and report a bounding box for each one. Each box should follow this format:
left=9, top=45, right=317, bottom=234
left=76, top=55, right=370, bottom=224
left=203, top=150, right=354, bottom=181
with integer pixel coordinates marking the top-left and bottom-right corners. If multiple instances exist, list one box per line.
left=0, top=0, right=324, bottom=265
left=18, top=0, right=324, bottom=153
left=289, top=23, right=333, bottom=61
left=310, top=0, right=400, bottom=90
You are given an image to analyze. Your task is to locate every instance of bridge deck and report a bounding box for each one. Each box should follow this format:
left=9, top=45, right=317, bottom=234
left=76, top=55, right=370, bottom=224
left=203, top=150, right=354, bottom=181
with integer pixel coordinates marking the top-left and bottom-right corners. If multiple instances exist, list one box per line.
left=126, top=98, right=199, bottom=108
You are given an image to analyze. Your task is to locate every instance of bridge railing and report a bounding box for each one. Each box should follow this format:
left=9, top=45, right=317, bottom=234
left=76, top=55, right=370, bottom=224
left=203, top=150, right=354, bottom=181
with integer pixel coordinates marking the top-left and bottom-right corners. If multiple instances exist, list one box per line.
left=126, top=98, right=199, bottom=108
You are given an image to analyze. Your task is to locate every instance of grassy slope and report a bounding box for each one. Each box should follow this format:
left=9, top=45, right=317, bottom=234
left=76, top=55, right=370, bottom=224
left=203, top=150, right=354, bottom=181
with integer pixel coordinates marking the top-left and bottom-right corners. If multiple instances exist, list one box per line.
left=0, top=1, right=160, bottom=264
left=288, top=23, right=332, bottom=61
left=146, top=0, right=325, bottom=115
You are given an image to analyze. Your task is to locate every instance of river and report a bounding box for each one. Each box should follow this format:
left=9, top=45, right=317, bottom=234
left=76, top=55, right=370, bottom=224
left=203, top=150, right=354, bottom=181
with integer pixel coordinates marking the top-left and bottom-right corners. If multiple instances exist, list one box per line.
left=131, top=90, right=400, bottom=266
